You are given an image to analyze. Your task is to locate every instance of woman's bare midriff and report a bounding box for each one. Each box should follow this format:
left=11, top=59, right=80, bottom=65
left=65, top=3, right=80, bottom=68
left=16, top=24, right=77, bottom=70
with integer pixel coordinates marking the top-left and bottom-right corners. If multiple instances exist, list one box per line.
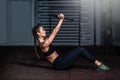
left=46, top=51, right=59, bottom=64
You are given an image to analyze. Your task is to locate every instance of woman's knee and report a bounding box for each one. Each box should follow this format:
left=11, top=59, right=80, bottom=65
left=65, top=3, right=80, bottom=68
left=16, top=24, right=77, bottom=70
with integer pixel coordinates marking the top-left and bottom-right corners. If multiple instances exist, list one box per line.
left=77, top=47, right=86, bottom=51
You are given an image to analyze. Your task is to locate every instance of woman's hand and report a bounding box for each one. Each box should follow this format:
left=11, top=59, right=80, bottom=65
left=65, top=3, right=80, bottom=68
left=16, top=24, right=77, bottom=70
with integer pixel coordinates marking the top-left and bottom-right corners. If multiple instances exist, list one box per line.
left=58, top=13, right=64, bottom=20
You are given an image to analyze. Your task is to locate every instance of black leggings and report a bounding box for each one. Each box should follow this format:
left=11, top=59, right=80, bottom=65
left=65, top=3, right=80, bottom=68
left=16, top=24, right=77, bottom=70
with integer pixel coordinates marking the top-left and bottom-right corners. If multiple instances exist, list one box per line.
left=53, top=47, right=96, bottom=70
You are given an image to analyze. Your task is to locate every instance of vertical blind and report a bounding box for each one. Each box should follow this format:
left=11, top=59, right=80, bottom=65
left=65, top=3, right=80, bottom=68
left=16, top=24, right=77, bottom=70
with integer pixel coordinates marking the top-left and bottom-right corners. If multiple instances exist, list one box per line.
left=35, top=0, right=95, bottom=46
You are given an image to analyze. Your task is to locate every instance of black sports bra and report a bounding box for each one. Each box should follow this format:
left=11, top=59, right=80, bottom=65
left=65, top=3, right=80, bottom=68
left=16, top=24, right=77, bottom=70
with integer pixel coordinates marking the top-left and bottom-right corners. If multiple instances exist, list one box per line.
left=43, top=44, right=55, bottom=57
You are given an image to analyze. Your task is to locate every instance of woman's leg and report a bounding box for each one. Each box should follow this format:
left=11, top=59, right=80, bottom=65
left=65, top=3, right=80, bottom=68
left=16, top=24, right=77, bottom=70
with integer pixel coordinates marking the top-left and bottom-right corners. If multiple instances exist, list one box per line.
left=58, top=47, right=96, bottom=69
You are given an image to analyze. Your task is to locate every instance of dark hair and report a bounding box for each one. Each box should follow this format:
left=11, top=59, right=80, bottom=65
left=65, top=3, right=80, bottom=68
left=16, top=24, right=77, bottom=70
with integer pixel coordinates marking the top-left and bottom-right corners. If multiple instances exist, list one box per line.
left=32, top=25, right=41, bottom=59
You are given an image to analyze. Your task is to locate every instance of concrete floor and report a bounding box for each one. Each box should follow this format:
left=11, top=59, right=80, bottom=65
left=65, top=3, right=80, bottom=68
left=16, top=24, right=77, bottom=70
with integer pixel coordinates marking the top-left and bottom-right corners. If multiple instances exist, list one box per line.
left=0, top=46, right=120, bottom=80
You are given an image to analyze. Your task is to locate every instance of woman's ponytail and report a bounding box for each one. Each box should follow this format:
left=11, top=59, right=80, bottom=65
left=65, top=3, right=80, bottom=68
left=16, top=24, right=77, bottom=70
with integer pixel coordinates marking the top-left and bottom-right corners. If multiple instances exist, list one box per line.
left=32, top=25, right=41, bottom=59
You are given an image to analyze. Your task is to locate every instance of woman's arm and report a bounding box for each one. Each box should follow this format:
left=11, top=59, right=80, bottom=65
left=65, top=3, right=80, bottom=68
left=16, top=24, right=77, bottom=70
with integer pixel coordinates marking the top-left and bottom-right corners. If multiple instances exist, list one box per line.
left=42, top=13, right=64, bottom=47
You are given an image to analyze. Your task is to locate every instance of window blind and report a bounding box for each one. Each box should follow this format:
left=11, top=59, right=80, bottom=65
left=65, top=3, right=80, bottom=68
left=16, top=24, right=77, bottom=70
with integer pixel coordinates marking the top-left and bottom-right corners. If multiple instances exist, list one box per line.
left=80, top=0, right=94, bottom=45
left=35, top=0, right=95, bottom=46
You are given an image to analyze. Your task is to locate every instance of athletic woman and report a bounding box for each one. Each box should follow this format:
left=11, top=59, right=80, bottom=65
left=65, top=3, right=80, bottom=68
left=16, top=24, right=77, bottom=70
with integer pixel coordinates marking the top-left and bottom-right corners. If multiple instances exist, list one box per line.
left=32, top=13, right=110, bottom=70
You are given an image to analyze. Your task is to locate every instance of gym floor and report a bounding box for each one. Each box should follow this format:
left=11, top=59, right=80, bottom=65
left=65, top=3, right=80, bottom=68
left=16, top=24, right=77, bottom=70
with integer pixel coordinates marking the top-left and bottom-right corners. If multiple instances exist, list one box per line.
left=0, top=46, right=120, bottom=80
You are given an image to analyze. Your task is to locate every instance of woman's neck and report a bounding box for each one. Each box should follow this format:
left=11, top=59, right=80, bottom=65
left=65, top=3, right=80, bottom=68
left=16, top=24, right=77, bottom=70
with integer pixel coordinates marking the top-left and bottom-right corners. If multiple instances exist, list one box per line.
left=38, top=37, right=45, bottom=43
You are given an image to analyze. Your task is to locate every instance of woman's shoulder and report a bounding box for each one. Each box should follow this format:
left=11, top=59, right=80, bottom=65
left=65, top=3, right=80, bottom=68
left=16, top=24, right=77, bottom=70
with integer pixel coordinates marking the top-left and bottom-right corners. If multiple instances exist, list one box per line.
left=40, top=42, right=53, bottom=48
left=39, top=42, right=45, bottom=48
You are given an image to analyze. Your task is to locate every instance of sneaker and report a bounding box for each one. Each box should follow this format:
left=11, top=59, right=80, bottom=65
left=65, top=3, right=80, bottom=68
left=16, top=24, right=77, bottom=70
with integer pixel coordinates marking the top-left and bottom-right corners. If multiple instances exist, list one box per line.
left=95, top=62, right=111, bottom=71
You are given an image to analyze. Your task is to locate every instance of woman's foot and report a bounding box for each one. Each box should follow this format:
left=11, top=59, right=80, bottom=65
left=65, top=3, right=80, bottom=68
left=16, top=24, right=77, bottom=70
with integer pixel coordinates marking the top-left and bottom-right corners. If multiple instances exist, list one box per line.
left=94, top=60, right=110, bottom=71
left=95, top=62, right=111, bottom=71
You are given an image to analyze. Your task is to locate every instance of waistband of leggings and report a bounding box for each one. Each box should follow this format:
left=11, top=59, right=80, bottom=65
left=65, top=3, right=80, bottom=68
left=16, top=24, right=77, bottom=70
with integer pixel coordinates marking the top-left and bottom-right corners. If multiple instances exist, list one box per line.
left=52, top=56, right=61, bottom=66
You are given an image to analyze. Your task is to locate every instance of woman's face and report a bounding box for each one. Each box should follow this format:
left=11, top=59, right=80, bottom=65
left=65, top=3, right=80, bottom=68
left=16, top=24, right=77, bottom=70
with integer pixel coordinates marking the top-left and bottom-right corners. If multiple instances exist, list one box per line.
left=37, top=26, right=46, bottom=37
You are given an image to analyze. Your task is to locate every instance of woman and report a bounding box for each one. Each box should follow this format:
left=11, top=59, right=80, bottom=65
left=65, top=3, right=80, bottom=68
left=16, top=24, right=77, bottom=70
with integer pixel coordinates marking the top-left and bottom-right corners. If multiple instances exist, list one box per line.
left=32, top=13, right=110, bottom=70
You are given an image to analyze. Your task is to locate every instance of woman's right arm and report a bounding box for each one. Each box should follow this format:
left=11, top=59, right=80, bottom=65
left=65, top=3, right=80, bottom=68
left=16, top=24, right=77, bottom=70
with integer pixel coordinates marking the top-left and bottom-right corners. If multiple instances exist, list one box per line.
left=42, top=13, right=64, bottom=47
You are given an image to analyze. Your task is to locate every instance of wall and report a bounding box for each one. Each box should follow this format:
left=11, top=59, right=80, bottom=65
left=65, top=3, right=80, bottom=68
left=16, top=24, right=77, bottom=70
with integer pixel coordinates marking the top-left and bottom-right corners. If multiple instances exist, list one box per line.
left=0, top=0, right=7, bottom=44
left=112, top=0, right=120, bottom=45
left=0, top=0, right=34, bottom=46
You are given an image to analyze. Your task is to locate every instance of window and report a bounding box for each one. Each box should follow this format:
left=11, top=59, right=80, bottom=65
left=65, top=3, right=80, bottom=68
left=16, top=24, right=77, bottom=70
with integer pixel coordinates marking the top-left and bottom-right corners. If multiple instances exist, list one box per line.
left=35, top=0, right=95, bottom=46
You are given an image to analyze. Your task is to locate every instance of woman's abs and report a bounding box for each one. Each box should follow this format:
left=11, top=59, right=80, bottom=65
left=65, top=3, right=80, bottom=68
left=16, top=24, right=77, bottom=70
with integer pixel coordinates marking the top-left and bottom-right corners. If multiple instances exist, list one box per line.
left=46, top=51, right=59, bottom=63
